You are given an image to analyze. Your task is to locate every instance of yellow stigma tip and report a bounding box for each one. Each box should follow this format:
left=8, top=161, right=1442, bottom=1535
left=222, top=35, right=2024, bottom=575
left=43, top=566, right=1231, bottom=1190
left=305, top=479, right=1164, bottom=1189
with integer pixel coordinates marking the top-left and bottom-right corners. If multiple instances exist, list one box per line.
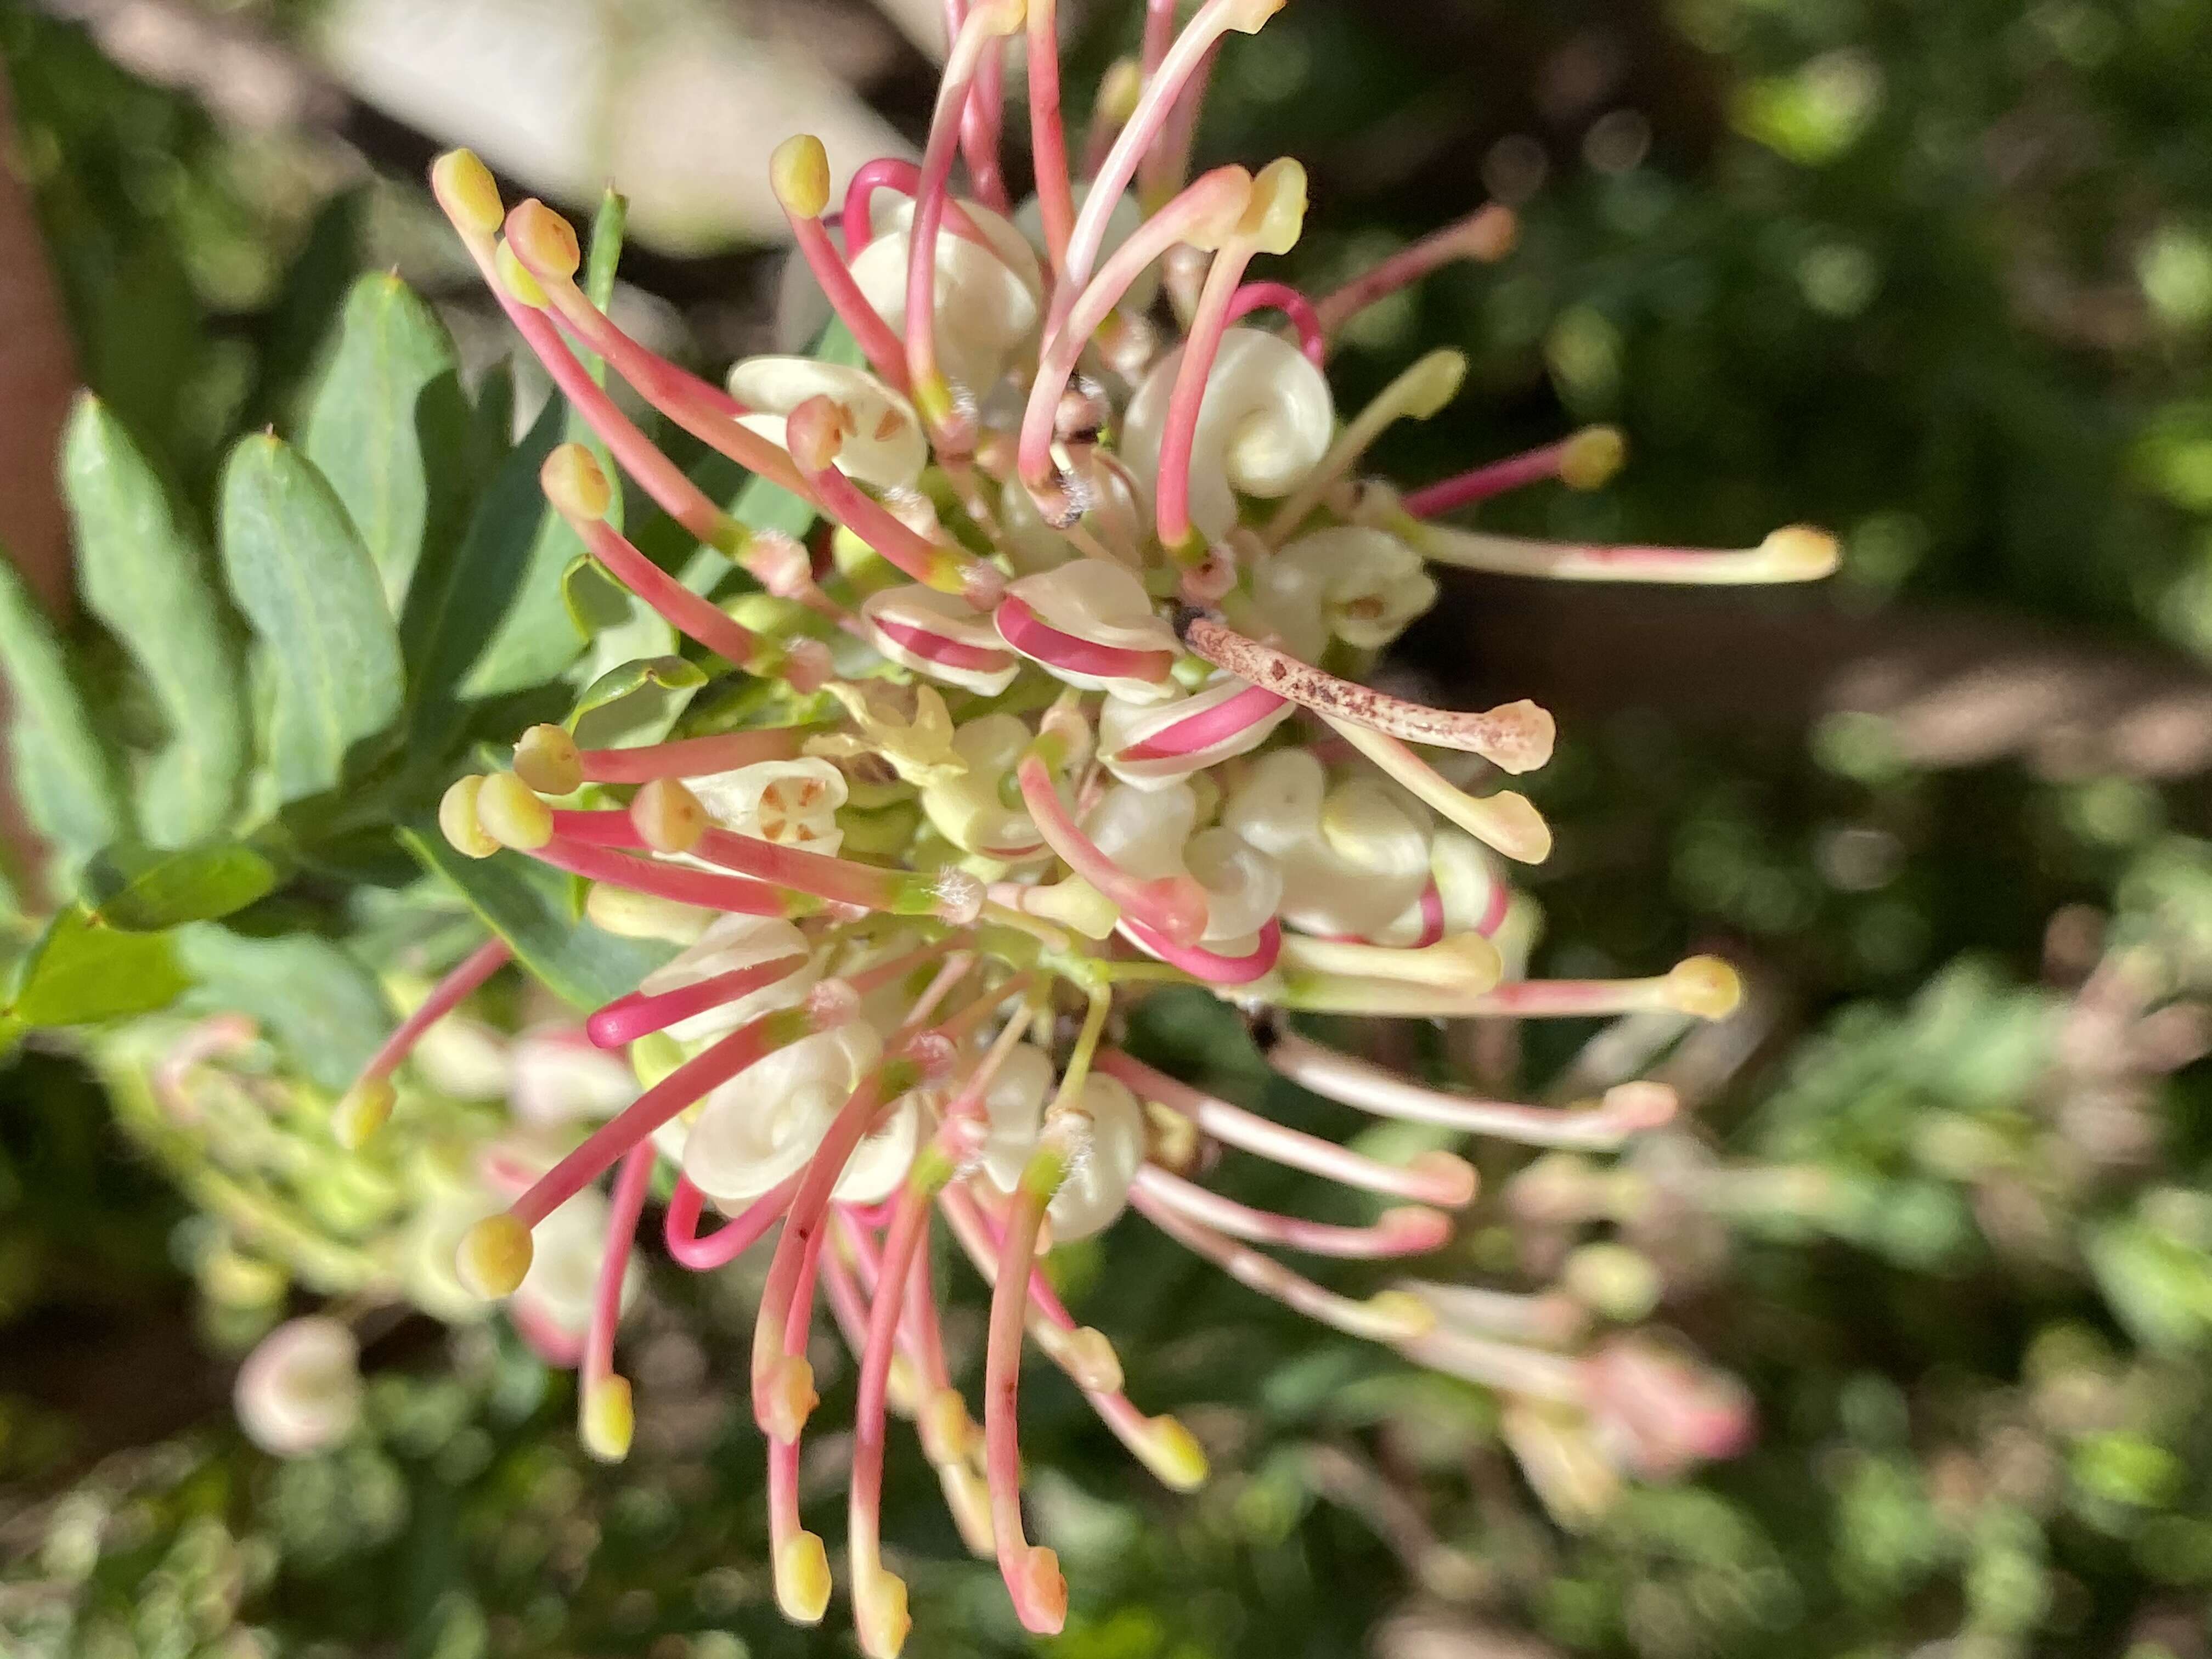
left=1096, top=58, right=1143, bottom=123
left=764, top=1354, right=819, bottom=1442
left=1018, top=1545, right=1069, bottom=1633
left=1142, top=1415, right=1210, bottom=1492
left=330, top=1075, right=396, bottom=1150
left=507, top=199, right=581, bottom=279
left=430, top=149, right=502, bottom=236
left=1459, top=201, right=1519, bottom=262
left=1760, top=524, right=1842, bottom=580
left=1365, top=1288, right=1438, bottom=1340
left=1225, top=0, right=1285, bottom=33
left=1245, top=158, right=1308, bottom=255
left=1560, top=425, right=1627, bottom=490
left=1481, top=789, right=1553, bottom=865
left=770, top=134, right=831, bottom=219
left=493, top=239, right=546, bottom=307
left=774, top=1531, right=832, bottom=1624
left=1414, top=1149, right=1481, bottom=1207
left=455, top=1212, right=533, bottom=1299
left=512, top=724, right=582, bottom=795
left=1429, top=933, right=1505, bottom=993
left=475, top=770, right=554, bottom=852
left=438, top=775, right=499, bottom=859
left=856, top=1570, right=912, bottom=1659
left=582, top=1375, right=634, bottom=1462
left=979, top=0, right=1026, bottom=33
left=1184, top=166, right=1257, bottom=253
left=919, top=1387, right=972, bottom=1467
left=539, top=443, right=612, bottom=521
left=1667, top=955, right=1743, bottom=1020
left=1063, top=1326, right=1124, bottom=1395
left=631, top=777, right=706, bottom=855
left=1401, top=348, right=1468, bottom=419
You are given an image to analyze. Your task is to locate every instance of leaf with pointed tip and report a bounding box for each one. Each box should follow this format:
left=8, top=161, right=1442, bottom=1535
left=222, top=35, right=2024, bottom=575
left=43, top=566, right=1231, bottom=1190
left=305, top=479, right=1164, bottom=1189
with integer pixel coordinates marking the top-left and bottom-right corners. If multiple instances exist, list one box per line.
left=561, top=558, right=697, bottom=747
left=304, top=273, right=472, bottom=605
left=0, top=554, right=125, bottom=867
left=9, top=905, right=189, bottom=1025
left=82, top=839, right=279, bottom=932
left=218, top=435, right=404, bottom=804
left=175, top=924, right=388, bottom=1093
left=63, top=395, right=248, bottom=846
left=400, top=825, right=674, bottom=1011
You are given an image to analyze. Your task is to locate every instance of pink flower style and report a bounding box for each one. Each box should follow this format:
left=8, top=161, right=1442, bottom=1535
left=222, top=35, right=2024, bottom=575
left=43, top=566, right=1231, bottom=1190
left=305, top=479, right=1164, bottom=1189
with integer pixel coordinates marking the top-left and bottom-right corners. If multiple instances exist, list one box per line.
left=348, top=2, right=1839, bottom=1648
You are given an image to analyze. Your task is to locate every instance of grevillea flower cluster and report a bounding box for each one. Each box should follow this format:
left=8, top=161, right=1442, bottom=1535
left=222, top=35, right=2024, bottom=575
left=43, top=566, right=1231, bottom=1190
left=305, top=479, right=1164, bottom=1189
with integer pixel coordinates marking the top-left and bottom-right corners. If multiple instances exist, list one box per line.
left=354, top=2, right=1838, bottom=1648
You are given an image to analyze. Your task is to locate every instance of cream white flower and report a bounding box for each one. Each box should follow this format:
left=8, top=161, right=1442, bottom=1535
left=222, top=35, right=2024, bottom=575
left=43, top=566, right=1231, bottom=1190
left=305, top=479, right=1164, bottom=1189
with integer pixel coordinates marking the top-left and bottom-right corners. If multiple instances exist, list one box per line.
left=809, top=680, right=966, bottom=788
left=848, top=198, right=1042, bottom=397
left=1014, top=182, right=1161, bottom=313
left=727, top=357, right=928, bottom=490
left=507, top=1026, right=640, bottom=1124
left=919, top=712, right=1048, bottom=862
left=681, top=1020, right=885, bottom=1204
left=687, top=757, right=848, bottom=855
left=976, top=1041, right=1056, bottom=1193
left=234, top=1316, right=362, bottom=1458
left=1120, top=326, right=1334, bottom=542
left=1085, top=780, right=1282, bottom=949
left=862, top=584, right=1022, bottom=696
left=1221, top=749, right=1432, bottom=940
left=1251, top=526, right=1441, bottom=659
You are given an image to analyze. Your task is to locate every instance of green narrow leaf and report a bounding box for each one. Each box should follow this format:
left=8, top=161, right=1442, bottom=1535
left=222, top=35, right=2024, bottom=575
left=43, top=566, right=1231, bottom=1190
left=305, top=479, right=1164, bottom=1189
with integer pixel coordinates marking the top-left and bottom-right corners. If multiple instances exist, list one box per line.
left=218, top=434, right=404, bottom=804
left=303, top=273, right=472, bottom=605
left=8, top=905, right=189, bottom=1025
left=400, top=825, right=674, bottom=1011
left=561, top=559, right=694, bottom=746
left=81, top=839, right=279, bottom=932
left=0, top=552, right=126, bottom=865
left=176, top=924, right=388, bottom=1093
left=408, top=400, right=586, bottom=715
left=62, top=394, right=248, bottom=847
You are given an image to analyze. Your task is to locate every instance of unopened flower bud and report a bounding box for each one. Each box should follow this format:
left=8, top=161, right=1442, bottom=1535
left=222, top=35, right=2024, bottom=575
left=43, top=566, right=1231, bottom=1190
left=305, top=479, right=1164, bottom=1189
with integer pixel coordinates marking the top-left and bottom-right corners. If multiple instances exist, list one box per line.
left=234, top=1316, right=363, bottom=1458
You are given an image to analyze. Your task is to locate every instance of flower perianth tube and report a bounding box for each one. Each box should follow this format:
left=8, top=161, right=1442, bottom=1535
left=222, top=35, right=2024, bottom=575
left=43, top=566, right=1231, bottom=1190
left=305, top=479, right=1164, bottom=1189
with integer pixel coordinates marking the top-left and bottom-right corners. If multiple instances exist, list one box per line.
left=663, top=1171, right=802, bottom=1272
left=1132, top=1165, right=1451, bottom=1259
left=1264, top=348, right=1466, bottom=541
left=1057, top=0, right=1282, bottom=309
left=504, top=199, right=812, bottom=499
left=528, top=835, right=808, bottom=920
left=1276, top=931, right=1504, bottom=995
left=984, top=1120, right=1085, bottom=1635
left=539, top=444, right=781, bottom=679
left=769, top=137, right=912, bottom=390
left=579, top=1142, right=653, bottom=1462
left=1096, top=1049, right=1481, bottom=1209
left=430, top=152, right=752, bottom=563
left=1398, top=427, right=1626, bottom=519
left=1015, top=749, right=1209, bottom=945
left=1172, top=611, right=1554, bottom=770
left=1025, top=0, right=1075, bottom=276
left=1155, top=159, right=1307, bottom=556
left=906, top=0, right=1028, bottom=443
left=841, top=158, right=995, bottom=253
left=1263, top=1031, right=1681, bottom=1150
left=1312, top=202, right=1518, bottom=337
left=1409, top=523, right=1843, bottom=584
left=785, top=397, right=1005, bottom=608
left=1225, top=279, right=1325, bottom=363
left=333, top=936, right=510, bottom=1147
left=1019, top=165, right=1255, bottom=501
